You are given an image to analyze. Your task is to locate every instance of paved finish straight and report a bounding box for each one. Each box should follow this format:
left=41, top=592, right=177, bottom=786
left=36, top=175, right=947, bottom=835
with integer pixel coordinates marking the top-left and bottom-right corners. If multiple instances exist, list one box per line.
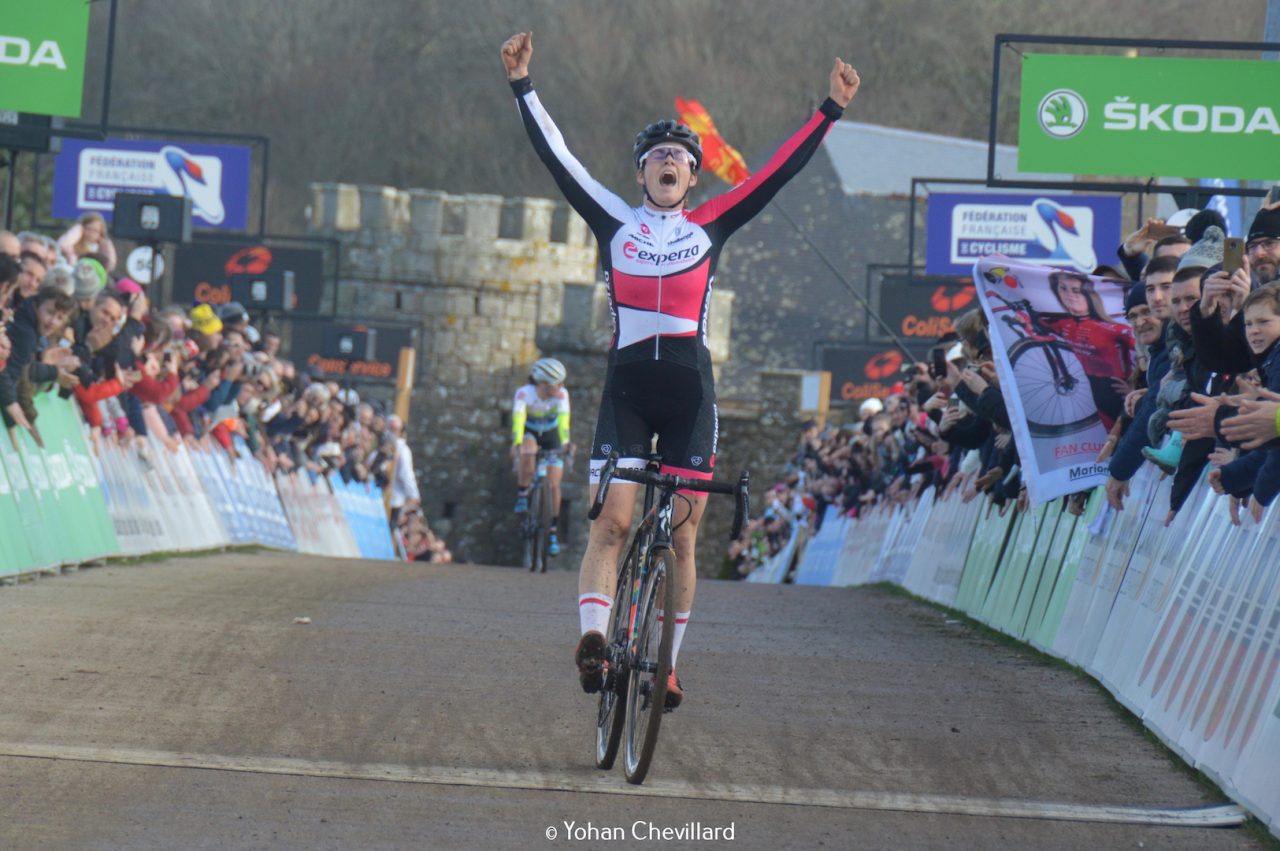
left=0, top=552, right=1254, bottom=849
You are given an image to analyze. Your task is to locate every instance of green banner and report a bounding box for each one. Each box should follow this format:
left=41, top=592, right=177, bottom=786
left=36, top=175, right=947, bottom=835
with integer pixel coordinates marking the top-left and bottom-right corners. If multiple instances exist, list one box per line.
left=0, top=0, right=92, bottom=117
left=1018, top=53, right=1280, bottom=181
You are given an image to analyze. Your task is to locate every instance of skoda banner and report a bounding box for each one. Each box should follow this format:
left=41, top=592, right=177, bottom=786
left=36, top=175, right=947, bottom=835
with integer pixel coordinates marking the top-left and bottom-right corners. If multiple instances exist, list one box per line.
left=0, top=1, right=91, bottom=117
left=1018, top=53, right=1280, bottom=181
left=926, top=193, right=1122, bottom=275
left=53, top=138, right=252, bottom=231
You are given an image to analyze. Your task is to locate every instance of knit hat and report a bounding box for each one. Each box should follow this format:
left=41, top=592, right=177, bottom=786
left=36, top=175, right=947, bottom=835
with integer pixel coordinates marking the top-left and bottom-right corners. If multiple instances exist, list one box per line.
left=1124, top=282, right=1148, bottom=313
left=1177, top=225, right=1224, bottom=273
left=1248, top=206, right=1280, bottom=243
left=44, top=264, right=75, bottom=298
left=76, top=257, right=108, bottom=289
left=115, top=277, right=143, bottom=297
left=218, top=301, right=248, bottom=323
left=72, top=262, right=103, bottom=300
left=1184, top=209, right=1227, bottom=245
left=190, top=304, right=223, bottom=336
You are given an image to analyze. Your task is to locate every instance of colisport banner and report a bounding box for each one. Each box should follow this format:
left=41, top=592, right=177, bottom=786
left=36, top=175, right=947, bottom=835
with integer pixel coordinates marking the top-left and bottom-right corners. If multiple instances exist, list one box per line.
left=818, top=344, right=926, bottom=403
left=172, top=241, right=325, bottom=312
left=53, top=138, right=252, bottom=230
left=289, top=320, right=414, bottom=382
left=871, top=274, right=977, bottom=344
left=0, top=0, right=91, bottom=117
left=1018, top=53, right=1280, bottom=181
left=973, top=258, right=1135, bottom=505
left=926, top=193, right=1122, bottom=276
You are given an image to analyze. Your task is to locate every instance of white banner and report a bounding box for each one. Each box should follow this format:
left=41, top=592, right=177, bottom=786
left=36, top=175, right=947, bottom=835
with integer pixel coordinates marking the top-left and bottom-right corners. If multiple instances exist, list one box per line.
left=973, top=258, right=1136, bottom=505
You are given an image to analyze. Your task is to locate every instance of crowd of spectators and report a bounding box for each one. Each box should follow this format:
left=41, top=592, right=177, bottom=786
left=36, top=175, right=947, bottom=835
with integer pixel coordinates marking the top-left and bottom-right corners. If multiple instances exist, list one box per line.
left=729, top=200, right=1280, bottom=579
left=1, top=224, right=448, bottom=563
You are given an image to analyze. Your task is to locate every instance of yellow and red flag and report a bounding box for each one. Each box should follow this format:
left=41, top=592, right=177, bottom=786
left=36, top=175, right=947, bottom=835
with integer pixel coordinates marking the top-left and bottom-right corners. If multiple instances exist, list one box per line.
left=674, top=96, right=750, bottom=186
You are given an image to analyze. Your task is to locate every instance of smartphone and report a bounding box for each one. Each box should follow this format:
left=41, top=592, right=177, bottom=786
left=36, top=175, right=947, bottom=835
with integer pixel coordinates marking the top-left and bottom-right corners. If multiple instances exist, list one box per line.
left=930, top=346, right=947, bottom=380
left=1223, top=237, right=1245, bottom=274
left=1149, top=220, right=1184, bottom=240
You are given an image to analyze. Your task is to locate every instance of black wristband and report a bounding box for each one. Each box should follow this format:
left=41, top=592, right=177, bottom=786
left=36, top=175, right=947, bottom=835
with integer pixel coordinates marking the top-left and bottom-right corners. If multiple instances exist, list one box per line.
left=509, top=76, right=533, bottom=96
left=819, top=97, right=844, bottom=121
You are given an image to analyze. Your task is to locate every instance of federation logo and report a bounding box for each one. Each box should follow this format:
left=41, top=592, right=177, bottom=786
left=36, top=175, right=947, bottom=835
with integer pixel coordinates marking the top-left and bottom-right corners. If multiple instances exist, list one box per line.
left=1037, top=89, right=1087, bottom=138
left=159, top=145, right=226, bottom=225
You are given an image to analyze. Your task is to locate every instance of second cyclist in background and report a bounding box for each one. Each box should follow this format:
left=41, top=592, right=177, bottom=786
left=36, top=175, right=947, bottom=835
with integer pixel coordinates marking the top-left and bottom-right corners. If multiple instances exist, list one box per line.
left=512, top=357, right=571, bottom=556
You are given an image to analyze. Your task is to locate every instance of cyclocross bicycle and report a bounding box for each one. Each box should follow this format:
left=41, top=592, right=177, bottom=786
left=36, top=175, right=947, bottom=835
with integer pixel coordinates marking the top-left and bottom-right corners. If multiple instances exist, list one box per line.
left=588, top=453, right=749, bottom=784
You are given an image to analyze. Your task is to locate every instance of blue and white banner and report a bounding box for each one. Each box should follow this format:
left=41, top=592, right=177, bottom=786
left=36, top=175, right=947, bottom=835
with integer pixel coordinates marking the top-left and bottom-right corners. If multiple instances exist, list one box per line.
left=928, top=193, right=1123, bottom=276
left=53, top=137, right=252, bottom=230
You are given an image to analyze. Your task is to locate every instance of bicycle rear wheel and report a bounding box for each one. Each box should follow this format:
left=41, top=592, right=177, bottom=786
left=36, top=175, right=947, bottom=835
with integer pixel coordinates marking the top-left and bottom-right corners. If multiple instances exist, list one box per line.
left=595, top=533, right=640, bottom=769
left=623, top=546, right=677, bottom=784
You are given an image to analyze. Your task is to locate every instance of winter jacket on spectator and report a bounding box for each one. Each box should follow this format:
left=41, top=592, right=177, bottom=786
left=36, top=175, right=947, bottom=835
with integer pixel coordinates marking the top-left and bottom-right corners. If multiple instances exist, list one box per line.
left=1189, top=265, right=1258, bottom=375
left=1109, top=328, right=1171, bottom=482
left=2, top=299, right=60, bottom=419
left=1219, top=340, right=1280, bottom=505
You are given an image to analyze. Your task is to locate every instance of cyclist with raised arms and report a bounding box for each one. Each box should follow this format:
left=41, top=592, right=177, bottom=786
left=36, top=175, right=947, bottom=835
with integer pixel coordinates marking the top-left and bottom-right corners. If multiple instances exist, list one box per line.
left=512, top=356, right=571, bottom=556
left=501, top=31, right=860, bottom=708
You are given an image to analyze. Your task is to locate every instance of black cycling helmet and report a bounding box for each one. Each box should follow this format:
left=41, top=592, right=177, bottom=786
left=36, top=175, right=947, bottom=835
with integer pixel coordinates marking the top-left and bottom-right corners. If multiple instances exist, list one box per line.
left=633, top=120, right=702, bottom=170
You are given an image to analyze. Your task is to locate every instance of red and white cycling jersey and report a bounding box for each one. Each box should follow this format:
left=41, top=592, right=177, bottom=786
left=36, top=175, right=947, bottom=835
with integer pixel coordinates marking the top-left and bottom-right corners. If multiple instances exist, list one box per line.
left=511, top=76, right=844, bottom=375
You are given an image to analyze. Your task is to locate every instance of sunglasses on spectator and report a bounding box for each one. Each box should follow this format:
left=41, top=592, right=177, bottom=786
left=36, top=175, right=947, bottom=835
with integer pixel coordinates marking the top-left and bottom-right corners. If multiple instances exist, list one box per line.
left=642, top=145, right=694, bottom=165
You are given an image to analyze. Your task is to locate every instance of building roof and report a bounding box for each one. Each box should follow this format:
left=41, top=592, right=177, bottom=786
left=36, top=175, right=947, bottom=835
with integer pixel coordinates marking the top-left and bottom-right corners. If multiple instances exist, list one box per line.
left=822, top=120, right=1061, bottom=197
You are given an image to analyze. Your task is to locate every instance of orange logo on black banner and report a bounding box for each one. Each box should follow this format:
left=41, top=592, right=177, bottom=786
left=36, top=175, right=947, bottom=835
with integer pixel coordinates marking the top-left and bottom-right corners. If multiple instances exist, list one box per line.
left=864, top=350, right=902, bottom=380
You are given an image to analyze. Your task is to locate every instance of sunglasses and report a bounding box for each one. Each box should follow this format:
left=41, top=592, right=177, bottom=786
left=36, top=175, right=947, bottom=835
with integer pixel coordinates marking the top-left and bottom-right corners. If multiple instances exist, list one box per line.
left=643, top=145, right=694, bottom=165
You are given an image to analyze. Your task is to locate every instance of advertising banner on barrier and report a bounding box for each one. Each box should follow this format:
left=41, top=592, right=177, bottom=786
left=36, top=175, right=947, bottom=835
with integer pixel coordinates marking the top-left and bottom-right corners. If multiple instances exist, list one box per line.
left=289, top=320, right=414, bottom=382
left=925, top=193, right=1122, bottom=275
left=172, top=241, right=325, bottom=312
left=1018, top=53, right=1280, bottom=181
left=870, top=273, right=977, bottom=345
left=973, top=258, right=1135, bottom=504
left=0, top=1, right=91, bottom=116
left=53, top=138, right=252, bottom=230
left=817, top=344, right=922, bottom=403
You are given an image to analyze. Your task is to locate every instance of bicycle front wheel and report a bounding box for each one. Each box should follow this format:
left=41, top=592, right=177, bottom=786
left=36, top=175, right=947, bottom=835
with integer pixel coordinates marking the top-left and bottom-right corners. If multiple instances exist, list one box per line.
left=595, top=533, right=640, bottom=769
left=1008, top=338, right=1100, bottom=437
left=523, top=482, right=542, bottom=571
left=623, top=546, right=677, bottom=784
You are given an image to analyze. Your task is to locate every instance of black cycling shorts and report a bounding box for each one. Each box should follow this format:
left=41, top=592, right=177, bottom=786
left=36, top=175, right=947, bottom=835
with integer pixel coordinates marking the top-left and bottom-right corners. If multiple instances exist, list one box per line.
left=589, top=360, right=717, bottom=483
left=520, top=426, right=564, bottom=453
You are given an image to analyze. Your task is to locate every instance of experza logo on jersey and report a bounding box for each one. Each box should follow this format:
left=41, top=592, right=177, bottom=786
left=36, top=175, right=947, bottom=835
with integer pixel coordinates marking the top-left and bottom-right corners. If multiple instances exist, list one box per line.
left=626, top=244, right=701, bottom=265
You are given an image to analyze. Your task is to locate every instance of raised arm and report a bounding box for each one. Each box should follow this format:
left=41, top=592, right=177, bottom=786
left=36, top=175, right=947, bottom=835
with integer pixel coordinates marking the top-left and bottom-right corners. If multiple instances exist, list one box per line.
left=501, top=31, right=631, bottom=233
left=689, top=58, right=861, bottom=238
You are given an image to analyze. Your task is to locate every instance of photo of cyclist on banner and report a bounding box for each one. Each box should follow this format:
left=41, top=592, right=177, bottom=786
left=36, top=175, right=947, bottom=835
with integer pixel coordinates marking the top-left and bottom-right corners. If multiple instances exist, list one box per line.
left=975, top=258, right=1133, bottom=505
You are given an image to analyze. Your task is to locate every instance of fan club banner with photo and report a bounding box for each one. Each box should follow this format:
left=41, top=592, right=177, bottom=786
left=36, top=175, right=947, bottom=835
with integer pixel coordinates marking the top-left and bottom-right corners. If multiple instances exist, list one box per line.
left=172, top=241, right=325, bottom=312
left=925, top=193, right=1122, bottom=276
left=53, top=137, right=252, bottom=231
left=973, top=258, right=1135, bottom=505
left=819, top=344, right=925, bottom=403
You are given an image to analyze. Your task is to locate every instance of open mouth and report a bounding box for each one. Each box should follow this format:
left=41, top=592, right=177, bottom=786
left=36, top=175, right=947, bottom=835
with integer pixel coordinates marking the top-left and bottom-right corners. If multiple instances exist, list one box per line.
left=659, top=169, right=678, bottom=187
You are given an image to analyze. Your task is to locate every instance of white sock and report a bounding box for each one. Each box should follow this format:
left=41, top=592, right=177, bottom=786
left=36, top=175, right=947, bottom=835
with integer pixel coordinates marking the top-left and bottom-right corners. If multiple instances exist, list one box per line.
left=659, top=610, right=692, bottom=668
left=578, top=593, right=613, bottom=636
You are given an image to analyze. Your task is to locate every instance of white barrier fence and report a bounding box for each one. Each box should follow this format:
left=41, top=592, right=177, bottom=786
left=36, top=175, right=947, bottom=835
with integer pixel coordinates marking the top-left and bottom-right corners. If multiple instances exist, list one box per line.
left=783, top=465, right=1280, bottom=838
